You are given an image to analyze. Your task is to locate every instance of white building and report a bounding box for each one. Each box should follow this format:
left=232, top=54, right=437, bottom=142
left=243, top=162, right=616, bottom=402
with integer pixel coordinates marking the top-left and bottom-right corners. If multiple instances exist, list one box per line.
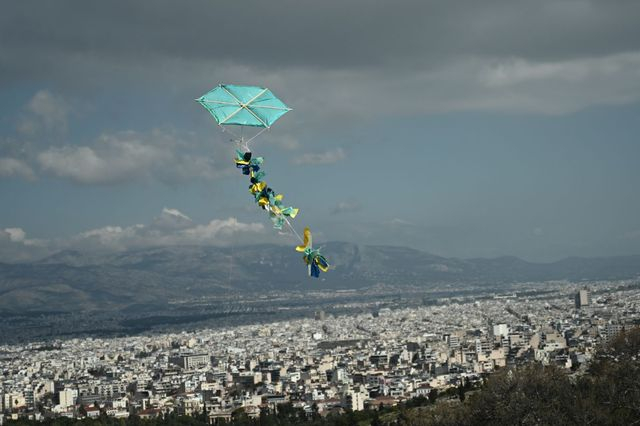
left=493, top=324, right=509, bottom=339
left=59, top=389, right=78, bottom=409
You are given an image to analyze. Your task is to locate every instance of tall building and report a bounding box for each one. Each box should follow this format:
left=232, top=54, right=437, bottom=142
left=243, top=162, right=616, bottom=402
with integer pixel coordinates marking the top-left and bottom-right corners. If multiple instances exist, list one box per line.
left=23, top=388, right=34, bottom=409
left=493, top=323, right=509, bottom=339
left=604, top=323, right=624, bottom=341
left=475, top=338, right=492, bottom=354
left=447, top=335, right=461, bottom=350
left=343, top=387, right=366, bottom=411
left=575, top=289, right=590, bottom=309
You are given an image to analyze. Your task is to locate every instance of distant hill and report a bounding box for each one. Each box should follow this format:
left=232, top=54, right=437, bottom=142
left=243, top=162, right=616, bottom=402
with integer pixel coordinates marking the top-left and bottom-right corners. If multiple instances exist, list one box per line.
left=0, top=243, right=639, bottom=312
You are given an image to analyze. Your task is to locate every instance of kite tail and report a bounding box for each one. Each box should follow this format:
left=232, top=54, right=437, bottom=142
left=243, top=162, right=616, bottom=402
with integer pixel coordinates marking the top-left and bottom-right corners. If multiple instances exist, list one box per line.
left=234, top=150, right=329, bottom=277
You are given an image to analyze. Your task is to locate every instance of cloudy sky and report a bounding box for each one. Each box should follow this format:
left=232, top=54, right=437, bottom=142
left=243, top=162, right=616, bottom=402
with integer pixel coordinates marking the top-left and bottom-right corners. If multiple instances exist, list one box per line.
left=1, top=0, right=640, bottom=262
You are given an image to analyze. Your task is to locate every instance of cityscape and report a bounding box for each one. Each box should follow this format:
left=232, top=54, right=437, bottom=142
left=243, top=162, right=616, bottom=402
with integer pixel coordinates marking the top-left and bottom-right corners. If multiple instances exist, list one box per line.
left=2, top=279, right=639, bottom=423
left=3, top=1, right=640, bottom=425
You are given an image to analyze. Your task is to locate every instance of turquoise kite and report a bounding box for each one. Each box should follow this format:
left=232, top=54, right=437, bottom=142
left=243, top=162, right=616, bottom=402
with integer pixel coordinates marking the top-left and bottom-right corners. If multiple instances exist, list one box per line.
left=196, top=83, right=329, bottom=277
left=197, top=84, right=292, bottom=149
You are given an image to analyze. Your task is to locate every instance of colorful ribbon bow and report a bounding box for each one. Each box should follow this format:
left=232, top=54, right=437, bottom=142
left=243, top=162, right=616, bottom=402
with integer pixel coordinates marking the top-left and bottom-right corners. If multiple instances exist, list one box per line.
left=269, top=201, right=299, bottom=230
left=295, top=227, right=329, bottom=277
left=255, top=185, right=276, bottom=209
left=253, top=186, right=299, bottom=229
left=249, top=180, right=267, bottom=196
left=234, top=150, right=263, bottom=176
left=254, top=186, right=297, bottom=214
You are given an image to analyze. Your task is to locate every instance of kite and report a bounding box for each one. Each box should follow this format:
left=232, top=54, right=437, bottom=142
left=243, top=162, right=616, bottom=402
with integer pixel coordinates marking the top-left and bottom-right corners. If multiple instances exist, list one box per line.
left=196, top=83, right=329, bottom=277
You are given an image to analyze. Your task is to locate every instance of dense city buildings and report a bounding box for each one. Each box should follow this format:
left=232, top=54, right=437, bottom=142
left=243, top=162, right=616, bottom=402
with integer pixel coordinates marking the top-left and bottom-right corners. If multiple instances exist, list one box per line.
left=1, top=279, right=639, bottom=423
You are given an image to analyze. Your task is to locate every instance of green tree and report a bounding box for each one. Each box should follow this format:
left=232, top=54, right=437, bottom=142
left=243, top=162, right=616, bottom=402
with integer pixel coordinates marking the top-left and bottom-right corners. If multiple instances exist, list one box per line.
left=465, top=364, right=575, bottom=425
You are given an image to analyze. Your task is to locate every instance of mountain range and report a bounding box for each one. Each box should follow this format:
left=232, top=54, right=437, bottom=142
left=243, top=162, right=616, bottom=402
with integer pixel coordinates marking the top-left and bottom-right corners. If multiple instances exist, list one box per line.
left=1, top=242, right=639, bottom=312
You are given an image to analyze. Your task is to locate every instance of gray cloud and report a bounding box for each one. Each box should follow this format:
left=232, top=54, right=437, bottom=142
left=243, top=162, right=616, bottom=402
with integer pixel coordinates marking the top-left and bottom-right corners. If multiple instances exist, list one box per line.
left=2, top=1, right=640, bottom=73
left=36, top=129, right=229, bottom=185
left=2, top=91, right=234, bottom=185
left=292, top=148, right=346, bottom=165
left=38, top=143, right=162, bottom=185
left=22, top=90, right=69, bottom=135
left=1, top=1, right=639, bottom=121
left=0, top=158, right=36, bottom=180
left=0, top=91, right=73, bottom=182
left=1, top=91, right=69, bottom=178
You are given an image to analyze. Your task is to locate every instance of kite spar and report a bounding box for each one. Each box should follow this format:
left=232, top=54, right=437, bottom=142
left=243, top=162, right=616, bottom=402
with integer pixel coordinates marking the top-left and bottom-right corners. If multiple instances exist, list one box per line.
left=196, top=84, right=329, bottom=277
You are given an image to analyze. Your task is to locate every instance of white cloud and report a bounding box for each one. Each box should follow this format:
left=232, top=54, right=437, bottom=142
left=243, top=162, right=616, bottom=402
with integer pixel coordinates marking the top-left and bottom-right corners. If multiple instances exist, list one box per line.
left=5, top=228, right=26, bottom=242
left=37, top=129, right=227, bottom=185
left=6, top=93, right=233, bottom=185
left=37, top=135, right=168, bottom=184
left=0, top=157, right=36, bottom=180
left=73, top=225, right=144, bottom=251
left=0, top=228, right=48, bottom=263
left=483, top=52, right=640, bottom=88
left=152, top=207, right=194, bottom=230
left=292, top=148, right=346, bottom=165
left=67, top=209, right=266, bottom=252
left=182, top=218, right=264, bottom=242
left=0, top=208, right=272, bottom=263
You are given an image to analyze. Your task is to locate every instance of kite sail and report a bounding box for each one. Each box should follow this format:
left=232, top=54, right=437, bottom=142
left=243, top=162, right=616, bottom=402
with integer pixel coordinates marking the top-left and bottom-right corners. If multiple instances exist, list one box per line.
left=196, top=83, right=329, bottom=277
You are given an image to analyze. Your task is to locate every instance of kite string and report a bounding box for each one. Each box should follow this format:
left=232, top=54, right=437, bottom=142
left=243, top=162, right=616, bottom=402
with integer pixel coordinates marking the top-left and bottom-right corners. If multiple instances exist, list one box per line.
left=277, top=207, right=305, bottom=245
left=218, top=124, right=240, bottom=142
left=228, top=238, right=234, bottom=285
left=234, top=135, right=251, bottom=155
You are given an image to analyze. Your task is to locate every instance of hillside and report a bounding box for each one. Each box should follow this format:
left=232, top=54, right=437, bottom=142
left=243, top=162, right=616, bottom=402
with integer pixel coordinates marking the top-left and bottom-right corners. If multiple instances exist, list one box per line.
left=0, top=243, right=639, bottom=312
